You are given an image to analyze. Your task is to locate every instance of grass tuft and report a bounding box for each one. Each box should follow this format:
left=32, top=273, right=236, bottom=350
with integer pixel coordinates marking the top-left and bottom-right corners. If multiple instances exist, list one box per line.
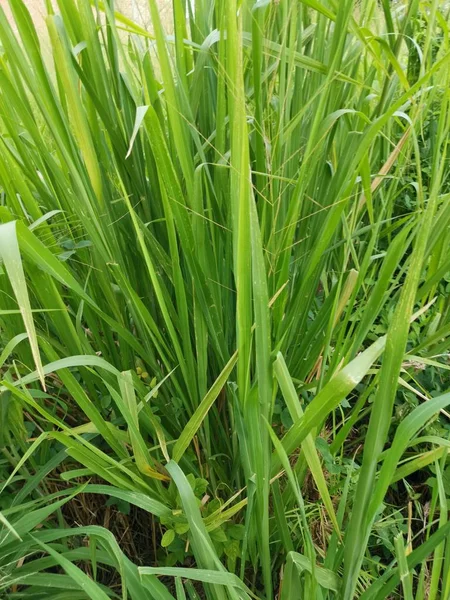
left=1, top=0, right=450, bottom=598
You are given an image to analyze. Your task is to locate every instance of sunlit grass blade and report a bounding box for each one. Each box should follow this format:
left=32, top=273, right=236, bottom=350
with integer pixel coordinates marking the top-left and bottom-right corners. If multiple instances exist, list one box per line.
left=0, top=222, right=45, bottom=388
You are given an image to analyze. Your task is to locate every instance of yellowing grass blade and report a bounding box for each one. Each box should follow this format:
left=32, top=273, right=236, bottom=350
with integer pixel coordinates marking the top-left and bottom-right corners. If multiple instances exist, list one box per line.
left=274, top=351, right=341, bottom=538
left=118, top=371, right=169, bottom=481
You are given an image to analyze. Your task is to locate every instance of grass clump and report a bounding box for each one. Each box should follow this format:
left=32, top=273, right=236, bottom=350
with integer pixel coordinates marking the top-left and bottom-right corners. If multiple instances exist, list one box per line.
left=1, top=0, right=450, bottom=598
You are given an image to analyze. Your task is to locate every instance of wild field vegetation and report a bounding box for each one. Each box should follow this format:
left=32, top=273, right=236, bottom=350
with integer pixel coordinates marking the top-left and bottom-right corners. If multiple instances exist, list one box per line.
left=0, top=0, right=450, bottom=598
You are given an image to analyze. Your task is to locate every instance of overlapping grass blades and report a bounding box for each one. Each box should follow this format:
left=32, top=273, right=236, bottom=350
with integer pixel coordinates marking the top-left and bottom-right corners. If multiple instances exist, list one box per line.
left=1, top=0, right=450, bottom=598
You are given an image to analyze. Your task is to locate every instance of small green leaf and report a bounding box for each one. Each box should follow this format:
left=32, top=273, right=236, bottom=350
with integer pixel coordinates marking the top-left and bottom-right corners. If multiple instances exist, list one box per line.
left=162, top=529, right=176, bottom=548
left=174, top=522, right=190, bottom=535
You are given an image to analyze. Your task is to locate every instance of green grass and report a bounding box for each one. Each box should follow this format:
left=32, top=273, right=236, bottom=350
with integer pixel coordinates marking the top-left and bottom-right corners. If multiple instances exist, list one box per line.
left=1, top=0, right=450, bottom=598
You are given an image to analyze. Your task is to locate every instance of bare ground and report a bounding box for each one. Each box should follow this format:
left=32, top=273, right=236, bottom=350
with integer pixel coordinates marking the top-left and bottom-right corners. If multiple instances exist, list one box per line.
left=0, top=1, right=173, bottom=35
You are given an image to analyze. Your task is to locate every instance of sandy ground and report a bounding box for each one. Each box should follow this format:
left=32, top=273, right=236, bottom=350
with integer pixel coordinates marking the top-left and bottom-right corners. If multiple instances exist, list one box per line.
left=0, top=0, right=173, bottom=71
left=117, top=0, right=173, bottom=30
left=0, top=1, right=173, bottom=34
